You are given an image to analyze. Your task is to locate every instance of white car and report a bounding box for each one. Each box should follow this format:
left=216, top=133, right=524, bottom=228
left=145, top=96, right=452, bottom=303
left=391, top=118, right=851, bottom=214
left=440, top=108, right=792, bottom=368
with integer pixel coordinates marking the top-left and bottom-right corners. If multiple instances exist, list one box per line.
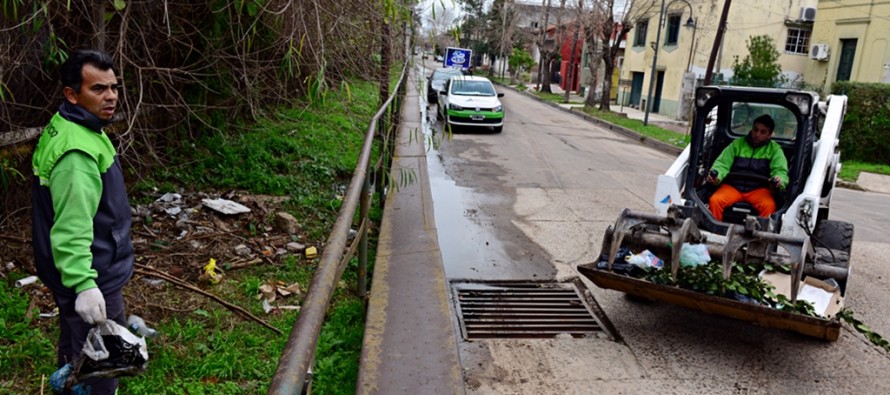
left=436, top=76, right=505, bottom=133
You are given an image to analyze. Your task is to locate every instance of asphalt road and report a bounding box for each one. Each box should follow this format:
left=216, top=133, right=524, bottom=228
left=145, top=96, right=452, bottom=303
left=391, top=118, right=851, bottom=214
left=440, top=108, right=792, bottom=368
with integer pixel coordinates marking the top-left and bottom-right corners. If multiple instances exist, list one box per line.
left=425, top=83, right=890, bottom=394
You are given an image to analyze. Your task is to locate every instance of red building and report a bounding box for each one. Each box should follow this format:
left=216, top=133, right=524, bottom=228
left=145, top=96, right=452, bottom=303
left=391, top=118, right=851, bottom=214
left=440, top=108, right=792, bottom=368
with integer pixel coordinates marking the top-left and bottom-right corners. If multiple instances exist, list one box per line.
left=546, top=20, right=584, bottom=92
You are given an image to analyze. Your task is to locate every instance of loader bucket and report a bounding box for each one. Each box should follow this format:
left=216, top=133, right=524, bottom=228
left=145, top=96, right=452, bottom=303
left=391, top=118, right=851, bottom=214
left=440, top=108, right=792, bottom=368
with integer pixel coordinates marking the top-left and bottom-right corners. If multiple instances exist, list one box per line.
left=580, top=208, right=843, bottom=341
left=576, top=264, right=842, bottom=341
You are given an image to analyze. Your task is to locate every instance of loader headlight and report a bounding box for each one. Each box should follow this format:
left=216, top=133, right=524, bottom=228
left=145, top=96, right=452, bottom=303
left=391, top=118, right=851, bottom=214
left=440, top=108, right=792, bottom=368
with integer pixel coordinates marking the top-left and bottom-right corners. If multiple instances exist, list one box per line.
left=696, top=88, right=719, bottom=108
left=785, top=93, right=812, bottom=115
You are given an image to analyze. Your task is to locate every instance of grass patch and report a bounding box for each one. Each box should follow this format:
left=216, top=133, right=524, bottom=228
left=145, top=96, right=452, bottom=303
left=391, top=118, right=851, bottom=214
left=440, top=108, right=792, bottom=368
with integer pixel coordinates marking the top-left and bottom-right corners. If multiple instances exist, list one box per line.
left=532, top=91, right=584, bottom=105
left=839, top=160, right=890, bottom=182
left=8, top=78, right=386, bottom=394
left=578, top=107, right=691, bottom=148
left=0, top=277, right=57, bottom=394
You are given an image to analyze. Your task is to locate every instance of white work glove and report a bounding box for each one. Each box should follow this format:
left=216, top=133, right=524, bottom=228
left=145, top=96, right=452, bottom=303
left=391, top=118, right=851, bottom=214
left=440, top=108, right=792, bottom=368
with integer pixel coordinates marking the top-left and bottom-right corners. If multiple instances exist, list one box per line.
left=75, top=287, right=107, bottom=325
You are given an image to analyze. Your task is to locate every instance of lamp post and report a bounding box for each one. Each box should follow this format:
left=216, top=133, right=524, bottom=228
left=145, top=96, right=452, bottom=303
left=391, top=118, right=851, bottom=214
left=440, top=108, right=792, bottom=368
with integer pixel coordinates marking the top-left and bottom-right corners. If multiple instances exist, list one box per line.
left=643, top=0, right=696, bottom=125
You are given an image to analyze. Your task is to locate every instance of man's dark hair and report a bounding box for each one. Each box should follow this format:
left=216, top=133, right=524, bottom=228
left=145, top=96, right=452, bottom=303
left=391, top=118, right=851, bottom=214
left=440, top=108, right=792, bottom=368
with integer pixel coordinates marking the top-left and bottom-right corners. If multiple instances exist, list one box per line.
left=753, top=114, right=775, bottom=132
left=60, top=49, right=116, bottom=92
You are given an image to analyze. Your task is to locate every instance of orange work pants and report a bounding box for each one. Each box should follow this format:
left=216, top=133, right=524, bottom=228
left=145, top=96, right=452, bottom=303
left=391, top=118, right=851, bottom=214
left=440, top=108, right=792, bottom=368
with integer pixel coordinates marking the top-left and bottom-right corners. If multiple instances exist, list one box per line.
left=709, top=184, right=776, bottom=222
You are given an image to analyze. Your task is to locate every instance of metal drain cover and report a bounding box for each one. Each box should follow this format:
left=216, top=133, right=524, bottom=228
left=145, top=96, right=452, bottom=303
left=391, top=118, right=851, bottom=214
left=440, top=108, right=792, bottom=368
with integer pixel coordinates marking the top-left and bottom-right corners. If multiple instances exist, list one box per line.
left=452, top=279, right=616, bottom=340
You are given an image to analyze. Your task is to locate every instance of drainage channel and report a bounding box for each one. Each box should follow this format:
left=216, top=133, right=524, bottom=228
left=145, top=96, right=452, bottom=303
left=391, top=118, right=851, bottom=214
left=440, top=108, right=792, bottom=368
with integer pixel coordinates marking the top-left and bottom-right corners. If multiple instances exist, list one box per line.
left=451, top=278, right=619, bottom=340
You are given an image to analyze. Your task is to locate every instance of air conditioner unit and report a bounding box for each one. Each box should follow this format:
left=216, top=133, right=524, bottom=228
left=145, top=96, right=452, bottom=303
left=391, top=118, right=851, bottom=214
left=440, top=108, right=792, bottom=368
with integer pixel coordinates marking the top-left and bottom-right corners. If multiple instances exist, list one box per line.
left=800, top=6, right=816, bottom=22
left=810, top=43, right=830, bottom=61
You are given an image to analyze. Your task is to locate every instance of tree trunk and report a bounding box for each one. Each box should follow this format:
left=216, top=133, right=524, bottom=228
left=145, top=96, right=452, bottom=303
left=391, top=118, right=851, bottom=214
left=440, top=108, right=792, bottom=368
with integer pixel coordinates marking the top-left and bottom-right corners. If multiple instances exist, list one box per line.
left=540, top=55, right=553, bottom=93
left=584, top=59, right=600, bottom=108
left=598, top=62, right=615, bottom=111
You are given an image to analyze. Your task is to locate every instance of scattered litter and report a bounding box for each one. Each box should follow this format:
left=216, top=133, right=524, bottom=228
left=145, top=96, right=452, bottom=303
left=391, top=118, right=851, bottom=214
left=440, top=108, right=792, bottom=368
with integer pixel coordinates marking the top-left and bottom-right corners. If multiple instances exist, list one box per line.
left=15, top=275, right=39, bottom=288
left=286, top=242, right=306, bottom=253
left=199, top=258, right=224, bottom=285
left=275, top=212, right=301, bottom=234
left=5, top=262, right=15, bottom=270
left=258, top=283, right=276, bottom=301
left=680, top=243, right=711, bottom=267
left=262, top=299, right=301, bottom=314
left=39, top=307, right=60, bottom=319
left=140, top=277, right=165, bottom=288
left=277, top=282, right=301, bottom=297
left=304, top=246, right=318, bottom=259
left=234, top=244, right=252, bottom=256
left=165, top=207, right=182, bottom=216
left=625, top=250, right=664, bottom=269
left=127, top=315, right=160, bottom=339
left=202, top=198, right=251, bottom=215
left=157, top=192, right=181, bottom=203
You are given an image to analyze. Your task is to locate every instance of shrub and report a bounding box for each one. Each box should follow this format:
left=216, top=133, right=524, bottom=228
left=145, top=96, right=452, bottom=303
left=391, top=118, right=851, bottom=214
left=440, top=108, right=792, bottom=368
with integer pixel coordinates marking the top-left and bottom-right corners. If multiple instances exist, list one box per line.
left=831, top=82, right=890, bottom=164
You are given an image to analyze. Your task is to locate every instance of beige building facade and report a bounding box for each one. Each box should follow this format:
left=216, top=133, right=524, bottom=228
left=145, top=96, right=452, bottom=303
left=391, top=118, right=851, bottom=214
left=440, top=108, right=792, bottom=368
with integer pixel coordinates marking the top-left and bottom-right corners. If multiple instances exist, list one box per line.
left=619, top=0, right=819, bottom=120
left=804, top=0, right=890, bottom=93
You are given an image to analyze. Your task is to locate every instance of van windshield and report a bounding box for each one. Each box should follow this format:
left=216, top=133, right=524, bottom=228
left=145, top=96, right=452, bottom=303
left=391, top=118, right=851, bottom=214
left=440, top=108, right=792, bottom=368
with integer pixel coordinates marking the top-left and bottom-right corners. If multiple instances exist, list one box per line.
left=451, top=80, right=496, bottom=96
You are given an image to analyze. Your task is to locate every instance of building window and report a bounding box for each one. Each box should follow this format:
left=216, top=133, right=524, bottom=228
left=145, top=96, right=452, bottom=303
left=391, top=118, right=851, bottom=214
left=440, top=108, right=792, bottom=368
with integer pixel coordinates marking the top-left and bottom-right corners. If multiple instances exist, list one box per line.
left=785, top=28, right=811, bottom=55
left=665, top=14, right=681, bottom=46
left=634, top=19, right=649, bottom=47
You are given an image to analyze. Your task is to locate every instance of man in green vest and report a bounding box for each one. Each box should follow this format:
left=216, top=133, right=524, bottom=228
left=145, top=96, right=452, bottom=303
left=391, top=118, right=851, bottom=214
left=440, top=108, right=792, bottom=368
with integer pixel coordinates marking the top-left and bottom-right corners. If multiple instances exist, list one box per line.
left=32, top=49, right=134, bottom=394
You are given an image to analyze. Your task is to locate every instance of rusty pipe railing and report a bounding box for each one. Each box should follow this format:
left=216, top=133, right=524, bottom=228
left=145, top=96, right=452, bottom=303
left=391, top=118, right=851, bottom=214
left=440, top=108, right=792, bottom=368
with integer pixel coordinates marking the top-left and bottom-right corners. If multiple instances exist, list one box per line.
left=267, top=29, right=412, bottom=395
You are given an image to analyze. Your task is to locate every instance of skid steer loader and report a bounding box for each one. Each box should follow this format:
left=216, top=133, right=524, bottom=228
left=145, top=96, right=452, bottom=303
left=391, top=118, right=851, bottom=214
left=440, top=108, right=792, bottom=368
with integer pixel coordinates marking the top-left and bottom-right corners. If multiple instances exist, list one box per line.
left=578, top=86, right=854, bottom=340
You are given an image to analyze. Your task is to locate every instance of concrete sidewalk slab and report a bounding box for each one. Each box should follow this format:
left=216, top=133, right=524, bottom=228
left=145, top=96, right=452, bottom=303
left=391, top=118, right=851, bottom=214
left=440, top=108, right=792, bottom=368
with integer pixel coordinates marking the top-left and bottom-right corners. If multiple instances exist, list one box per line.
left=357, top=67, right=464, bottom=394
left=856, top=172, right=890, bottom=195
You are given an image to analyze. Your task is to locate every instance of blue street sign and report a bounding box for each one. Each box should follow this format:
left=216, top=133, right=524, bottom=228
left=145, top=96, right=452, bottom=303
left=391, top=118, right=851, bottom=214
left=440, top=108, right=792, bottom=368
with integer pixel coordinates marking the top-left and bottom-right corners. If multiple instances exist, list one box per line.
left=444, top=47, right=472, bottom=70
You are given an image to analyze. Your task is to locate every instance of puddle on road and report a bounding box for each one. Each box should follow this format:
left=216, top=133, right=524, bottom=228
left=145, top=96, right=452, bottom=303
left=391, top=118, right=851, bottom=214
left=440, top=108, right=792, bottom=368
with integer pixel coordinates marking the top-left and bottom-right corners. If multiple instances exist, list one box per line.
left=421, top=102, right=527, bottom=280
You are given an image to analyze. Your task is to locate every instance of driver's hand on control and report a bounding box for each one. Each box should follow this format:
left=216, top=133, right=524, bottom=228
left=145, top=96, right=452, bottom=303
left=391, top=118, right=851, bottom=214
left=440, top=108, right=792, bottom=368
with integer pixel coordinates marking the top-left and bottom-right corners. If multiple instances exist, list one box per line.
left=770, top=176, right=783, bottom=189
left=706, top=171, right=719, bottom=185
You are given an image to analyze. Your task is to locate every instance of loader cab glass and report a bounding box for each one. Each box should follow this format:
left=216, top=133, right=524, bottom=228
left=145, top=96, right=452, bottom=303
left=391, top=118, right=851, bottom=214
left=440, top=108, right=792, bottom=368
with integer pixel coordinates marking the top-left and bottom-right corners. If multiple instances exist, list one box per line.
left=730, top=103, right=798, bottom=141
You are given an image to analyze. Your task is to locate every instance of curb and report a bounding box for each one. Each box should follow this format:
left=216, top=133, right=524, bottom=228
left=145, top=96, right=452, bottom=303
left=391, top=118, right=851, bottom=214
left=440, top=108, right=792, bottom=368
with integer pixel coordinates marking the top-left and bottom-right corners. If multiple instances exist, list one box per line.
left=496, top=82, right=865, bottom=191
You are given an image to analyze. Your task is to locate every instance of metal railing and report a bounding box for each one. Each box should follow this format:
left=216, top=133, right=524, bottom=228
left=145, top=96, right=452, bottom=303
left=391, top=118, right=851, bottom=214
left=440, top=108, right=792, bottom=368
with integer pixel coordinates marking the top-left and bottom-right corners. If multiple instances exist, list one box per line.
left=267, top=30, right=411, bottom=395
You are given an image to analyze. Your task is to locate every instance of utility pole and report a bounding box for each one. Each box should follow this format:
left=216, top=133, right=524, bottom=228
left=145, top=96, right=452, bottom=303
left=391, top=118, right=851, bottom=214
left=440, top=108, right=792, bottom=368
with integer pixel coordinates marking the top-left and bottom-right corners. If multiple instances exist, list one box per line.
left=704, top=0, right=732, bottom=85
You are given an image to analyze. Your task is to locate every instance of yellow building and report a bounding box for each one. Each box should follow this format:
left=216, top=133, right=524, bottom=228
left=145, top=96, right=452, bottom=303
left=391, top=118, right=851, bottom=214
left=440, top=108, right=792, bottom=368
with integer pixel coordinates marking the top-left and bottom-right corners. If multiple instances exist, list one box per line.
left=804, top=0, right=890, bottom=92
left=619, top=0, right=818, bottom=120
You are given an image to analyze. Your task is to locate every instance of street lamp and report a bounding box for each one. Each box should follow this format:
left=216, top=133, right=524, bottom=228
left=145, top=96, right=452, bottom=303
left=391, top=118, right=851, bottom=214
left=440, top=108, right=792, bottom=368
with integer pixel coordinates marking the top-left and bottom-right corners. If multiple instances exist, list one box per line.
left=643, top=0, right=696, bottom=125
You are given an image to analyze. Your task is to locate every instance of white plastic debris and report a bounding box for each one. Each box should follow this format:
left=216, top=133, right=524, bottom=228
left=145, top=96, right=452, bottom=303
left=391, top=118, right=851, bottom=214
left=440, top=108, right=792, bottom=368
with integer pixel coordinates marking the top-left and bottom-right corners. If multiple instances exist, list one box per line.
left=15, top=275, right=39, bottom=288
left=156, top=192, right=181, bottom=203
left=201, top=198, right=251, bottom=215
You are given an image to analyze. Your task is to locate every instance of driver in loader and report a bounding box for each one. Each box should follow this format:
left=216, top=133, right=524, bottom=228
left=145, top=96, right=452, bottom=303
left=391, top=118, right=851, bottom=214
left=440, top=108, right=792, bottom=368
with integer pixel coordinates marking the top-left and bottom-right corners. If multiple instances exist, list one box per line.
left=706, top=114, right=789, bottom=222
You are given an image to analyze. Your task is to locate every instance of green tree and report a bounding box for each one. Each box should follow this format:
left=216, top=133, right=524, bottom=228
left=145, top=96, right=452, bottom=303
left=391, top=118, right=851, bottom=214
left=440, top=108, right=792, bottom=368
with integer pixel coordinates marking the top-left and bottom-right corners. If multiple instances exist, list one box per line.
left=508, top=47, right=535, bottom=84
left=731, top=35, right=785, bottom=87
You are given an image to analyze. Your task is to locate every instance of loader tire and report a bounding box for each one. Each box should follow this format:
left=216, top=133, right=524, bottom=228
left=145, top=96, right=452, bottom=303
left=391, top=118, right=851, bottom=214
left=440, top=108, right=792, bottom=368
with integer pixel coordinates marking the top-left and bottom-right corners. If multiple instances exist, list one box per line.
left=813, top=220, right=853, bottom=256
left=812, top=220, right=854, bottom=293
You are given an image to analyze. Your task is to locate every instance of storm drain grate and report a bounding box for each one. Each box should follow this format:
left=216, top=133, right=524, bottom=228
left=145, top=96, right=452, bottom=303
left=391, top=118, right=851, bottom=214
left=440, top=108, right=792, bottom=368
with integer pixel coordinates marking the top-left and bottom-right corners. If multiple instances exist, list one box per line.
left=452, top=280, right=607, bottom=340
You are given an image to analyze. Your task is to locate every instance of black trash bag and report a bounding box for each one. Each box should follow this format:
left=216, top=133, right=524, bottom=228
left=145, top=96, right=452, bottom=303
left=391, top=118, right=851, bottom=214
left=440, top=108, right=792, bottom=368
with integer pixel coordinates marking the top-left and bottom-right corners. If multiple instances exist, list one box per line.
left=595, top=247, right=641, bottom=276
left=71, top=320, right=149, bottom=382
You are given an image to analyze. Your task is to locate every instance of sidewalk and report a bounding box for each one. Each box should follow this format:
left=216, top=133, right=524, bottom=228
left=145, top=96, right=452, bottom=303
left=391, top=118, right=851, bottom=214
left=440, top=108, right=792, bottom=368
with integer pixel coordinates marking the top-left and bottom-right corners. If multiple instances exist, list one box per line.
left=356, top=66, right=463, bottom=394
left=522, top=83, right=689, bottom=133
